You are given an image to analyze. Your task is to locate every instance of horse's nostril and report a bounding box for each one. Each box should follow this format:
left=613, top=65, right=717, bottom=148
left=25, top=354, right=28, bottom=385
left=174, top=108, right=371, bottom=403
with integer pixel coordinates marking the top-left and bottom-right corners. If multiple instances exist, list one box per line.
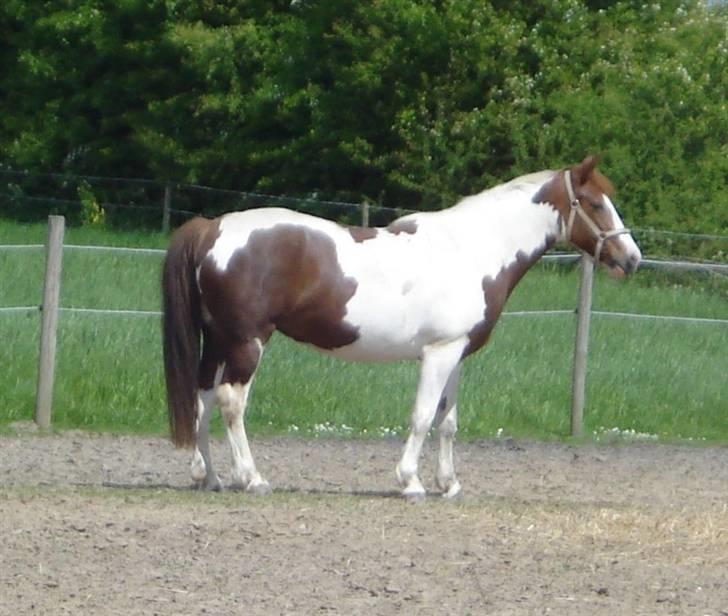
left=626, top=253, right=640, bottom=274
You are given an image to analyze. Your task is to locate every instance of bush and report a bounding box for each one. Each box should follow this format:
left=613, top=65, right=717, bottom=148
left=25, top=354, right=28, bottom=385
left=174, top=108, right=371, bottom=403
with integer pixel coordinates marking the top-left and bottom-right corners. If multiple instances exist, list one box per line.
left=1, top=0, right=725, bottom=241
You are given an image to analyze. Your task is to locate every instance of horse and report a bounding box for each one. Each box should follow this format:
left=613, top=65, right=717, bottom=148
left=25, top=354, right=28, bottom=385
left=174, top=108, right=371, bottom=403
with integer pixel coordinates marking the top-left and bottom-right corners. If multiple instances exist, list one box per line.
left=162, top=155, right=641, bottom=501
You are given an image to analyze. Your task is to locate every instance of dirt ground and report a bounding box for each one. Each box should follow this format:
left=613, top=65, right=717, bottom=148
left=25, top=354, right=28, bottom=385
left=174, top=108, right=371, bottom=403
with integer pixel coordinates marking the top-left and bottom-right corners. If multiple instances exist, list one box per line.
left=1, top=429, right=727, bottom=615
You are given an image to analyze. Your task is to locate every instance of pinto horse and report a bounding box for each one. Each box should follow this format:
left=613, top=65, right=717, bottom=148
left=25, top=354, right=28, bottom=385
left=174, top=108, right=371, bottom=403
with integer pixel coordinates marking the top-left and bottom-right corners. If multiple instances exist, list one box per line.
left=162, top=156, right=641, bottom=500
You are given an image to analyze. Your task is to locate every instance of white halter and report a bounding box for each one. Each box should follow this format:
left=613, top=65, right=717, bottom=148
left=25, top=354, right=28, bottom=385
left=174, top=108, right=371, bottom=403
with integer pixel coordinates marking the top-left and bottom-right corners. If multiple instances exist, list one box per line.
left=563, top=170, right=631, bottom=263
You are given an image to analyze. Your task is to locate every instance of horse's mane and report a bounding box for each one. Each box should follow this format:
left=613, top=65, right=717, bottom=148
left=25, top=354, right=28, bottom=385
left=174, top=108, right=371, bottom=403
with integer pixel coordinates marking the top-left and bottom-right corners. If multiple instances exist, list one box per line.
left=451, top=170, right=557, bottom=212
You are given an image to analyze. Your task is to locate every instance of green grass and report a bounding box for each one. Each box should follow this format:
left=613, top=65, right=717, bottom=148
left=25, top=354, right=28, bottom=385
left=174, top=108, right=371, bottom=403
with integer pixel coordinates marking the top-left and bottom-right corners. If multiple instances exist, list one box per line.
left=1, top=219, right=726, bottom=442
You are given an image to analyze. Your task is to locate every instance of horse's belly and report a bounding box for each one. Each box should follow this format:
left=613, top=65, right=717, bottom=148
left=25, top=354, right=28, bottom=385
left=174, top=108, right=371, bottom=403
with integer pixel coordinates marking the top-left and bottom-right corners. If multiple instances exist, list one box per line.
left=322, top=331, right=423, bottom=362
left=323, top=279, right=486, bottom=362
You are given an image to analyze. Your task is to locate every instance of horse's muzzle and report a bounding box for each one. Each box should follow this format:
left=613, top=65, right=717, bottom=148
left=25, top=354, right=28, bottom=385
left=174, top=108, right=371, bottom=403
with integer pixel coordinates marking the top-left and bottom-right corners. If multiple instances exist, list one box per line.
left=622, top=252, right=641, bottom=275
left=607, top=251, right=640, bottom=279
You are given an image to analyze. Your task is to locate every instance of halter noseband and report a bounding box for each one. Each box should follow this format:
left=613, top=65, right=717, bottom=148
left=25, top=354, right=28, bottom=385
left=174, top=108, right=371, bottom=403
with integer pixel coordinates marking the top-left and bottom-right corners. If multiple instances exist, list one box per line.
left=563, top=170, right=631, bottom=263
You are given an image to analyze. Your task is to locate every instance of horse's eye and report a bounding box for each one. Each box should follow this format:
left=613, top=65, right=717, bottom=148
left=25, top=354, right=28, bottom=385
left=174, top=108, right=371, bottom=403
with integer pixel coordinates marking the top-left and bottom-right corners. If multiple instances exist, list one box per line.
left=591, top=201, right=605, bottom=211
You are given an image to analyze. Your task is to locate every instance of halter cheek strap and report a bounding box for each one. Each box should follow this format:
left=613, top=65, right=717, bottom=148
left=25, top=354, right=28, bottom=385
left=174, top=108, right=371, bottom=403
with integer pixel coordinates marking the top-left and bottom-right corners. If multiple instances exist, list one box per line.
left=563, top=170, right=631, bottom=263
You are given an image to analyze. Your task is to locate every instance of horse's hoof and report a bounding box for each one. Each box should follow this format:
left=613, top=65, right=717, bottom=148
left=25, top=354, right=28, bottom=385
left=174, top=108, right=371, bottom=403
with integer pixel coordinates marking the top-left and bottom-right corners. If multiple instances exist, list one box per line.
left=442, top=480, right=463, bottom=501
left=198, top=475, right=223, bottom=492
left=246, top=481, right=272, bottom=496
left=443, top=487, right=463, bottom=501
left=404, top=491, right=426, bottom=504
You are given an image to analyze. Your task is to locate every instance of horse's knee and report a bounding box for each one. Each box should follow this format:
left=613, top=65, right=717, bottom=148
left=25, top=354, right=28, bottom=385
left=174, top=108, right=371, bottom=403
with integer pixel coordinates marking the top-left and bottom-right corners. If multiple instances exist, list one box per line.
left=410, top=407, right=438, bottom=437
left=217, top=383, right=244, bottom=425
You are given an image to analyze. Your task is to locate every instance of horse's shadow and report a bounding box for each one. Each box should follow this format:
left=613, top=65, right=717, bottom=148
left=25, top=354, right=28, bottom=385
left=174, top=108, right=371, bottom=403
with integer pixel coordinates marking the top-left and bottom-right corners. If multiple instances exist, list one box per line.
left=96, top=481, right=403, bottom=499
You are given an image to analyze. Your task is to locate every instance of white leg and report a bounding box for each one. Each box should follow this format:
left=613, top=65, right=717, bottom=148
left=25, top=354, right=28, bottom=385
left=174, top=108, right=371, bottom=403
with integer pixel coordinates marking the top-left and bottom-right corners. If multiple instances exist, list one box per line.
left=191, top=387, right=221, bottom=491
left=217, top=380, right=271, bottom=495
left=396, top=339, right=466, bottom=501
left=435, top=366, right=462, bottom=500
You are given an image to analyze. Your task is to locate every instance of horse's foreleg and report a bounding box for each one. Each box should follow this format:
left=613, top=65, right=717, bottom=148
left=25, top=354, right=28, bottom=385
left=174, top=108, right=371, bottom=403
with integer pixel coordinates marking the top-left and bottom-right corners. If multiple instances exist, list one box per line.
left=218, top=339, right=270, bottom=495
left=434, top=365, right=462, bottom=500
left=191, top=387, right=221, bottom=491
left=396, top=339, right=466, bottom=502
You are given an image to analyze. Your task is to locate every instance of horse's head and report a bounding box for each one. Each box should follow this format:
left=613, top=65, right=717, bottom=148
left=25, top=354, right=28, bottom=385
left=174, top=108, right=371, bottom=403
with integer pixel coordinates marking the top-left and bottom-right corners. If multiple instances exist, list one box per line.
left=549, top=156, right=642, bottom=278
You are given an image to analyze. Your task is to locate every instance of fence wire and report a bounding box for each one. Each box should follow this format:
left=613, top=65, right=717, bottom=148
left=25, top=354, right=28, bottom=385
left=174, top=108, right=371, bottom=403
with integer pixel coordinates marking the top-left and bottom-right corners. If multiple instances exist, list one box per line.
left=2, top=168, right=726, bottom=249
left=2, top=304, right=726, bottom=326
left=0, top=182, right=728, bottom=324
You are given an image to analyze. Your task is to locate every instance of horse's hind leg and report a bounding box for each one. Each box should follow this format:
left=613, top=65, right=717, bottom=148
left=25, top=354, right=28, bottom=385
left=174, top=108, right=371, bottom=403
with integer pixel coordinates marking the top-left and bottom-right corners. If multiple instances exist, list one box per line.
left=191, top=341, right=224, bottom=491
left=191, top=386, right=222, bottom=491
left=218, top=338, right=271, bottom=495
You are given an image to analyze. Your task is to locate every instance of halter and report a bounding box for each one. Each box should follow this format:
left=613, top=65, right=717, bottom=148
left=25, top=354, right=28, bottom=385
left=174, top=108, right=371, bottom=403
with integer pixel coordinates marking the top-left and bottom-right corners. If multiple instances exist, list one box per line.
left=562, top=170, right=631, bottom=263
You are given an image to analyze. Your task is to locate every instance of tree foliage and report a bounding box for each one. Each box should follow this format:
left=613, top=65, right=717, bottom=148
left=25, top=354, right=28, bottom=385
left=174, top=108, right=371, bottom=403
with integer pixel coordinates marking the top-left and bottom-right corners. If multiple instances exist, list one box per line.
left=1, top=0, right=725, bottom=233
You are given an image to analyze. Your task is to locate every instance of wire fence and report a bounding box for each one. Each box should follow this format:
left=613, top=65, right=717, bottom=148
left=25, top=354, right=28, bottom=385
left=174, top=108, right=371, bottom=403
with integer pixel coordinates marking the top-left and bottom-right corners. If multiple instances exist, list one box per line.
left=1, top=214, right=726, bottom=434
left=0, top=166, right=725, bottom=436
left=0, top=243, right=726, bottom=324
left=2, top=168, right=727, bottom=262
left=0, top=168, right=411, bottom=230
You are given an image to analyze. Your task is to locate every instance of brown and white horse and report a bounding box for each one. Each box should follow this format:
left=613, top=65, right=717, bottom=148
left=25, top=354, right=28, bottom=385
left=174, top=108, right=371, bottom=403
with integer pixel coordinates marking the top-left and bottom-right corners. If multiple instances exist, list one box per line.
left=162, top=156, right=641, bottom=501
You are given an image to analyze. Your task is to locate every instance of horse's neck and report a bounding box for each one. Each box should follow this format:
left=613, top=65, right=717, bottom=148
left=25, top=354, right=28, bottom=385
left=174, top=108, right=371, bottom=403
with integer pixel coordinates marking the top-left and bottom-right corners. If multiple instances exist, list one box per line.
left=443, top=184, right=561, bottom=270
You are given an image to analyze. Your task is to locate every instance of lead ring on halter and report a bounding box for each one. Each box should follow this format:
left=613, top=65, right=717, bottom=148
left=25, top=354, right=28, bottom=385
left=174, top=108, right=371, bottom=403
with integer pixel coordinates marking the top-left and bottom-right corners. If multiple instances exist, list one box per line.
left=562, top=169, right=631, bottom=263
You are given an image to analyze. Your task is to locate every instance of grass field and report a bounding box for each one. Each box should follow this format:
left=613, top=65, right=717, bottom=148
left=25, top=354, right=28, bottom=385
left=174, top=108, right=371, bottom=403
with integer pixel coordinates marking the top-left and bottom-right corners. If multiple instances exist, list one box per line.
left=1, top=219, right=726, bottom=442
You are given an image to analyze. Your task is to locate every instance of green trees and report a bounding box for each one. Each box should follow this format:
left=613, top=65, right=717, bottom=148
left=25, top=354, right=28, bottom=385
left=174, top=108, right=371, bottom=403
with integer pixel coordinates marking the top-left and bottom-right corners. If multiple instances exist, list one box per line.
left=1, top=1, right=725, bottom=233
left=1, top=1, right=176, bottom=175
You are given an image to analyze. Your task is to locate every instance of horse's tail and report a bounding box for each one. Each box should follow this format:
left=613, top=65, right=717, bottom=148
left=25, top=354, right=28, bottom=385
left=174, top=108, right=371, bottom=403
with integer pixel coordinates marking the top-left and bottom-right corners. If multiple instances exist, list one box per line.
left=162, top=217, right=213, bottom=448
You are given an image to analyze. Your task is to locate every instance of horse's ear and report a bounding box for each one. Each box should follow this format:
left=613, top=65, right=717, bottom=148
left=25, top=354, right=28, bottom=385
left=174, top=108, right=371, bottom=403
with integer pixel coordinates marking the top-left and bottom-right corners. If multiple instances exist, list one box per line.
left=572, top=155, right=600, bottom=185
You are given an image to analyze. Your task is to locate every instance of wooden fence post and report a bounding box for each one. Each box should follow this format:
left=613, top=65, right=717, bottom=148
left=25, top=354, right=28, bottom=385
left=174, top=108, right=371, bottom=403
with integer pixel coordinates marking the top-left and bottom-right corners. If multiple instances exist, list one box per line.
left=571, top=255, right=594, bottom=437
left=361, top=201, right=370, bottom=227
left=35, top=215, right=65, bottom=429
left=162, top=183, right=172, bottom=233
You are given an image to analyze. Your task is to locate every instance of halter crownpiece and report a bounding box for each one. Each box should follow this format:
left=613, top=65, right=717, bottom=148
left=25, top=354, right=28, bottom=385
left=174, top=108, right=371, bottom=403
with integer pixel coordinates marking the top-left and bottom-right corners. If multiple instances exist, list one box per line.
left=562, top=169, right=631, bottom=263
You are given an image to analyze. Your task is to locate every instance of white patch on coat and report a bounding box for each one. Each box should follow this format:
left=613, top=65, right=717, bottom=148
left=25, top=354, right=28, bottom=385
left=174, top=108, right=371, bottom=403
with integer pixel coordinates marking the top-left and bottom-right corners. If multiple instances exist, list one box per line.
left=327, top=173, right=562, bottom=361
left=209, top=208, right=341, bottom=272
left=602, top=195, right=642, bottom=262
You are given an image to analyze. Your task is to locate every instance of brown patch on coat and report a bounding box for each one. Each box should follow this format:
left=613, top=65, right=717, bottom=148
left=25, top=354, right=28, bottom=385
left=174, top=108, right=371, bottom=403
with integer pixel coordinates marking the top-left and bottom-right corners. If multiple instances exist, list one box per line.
left=532, top=156, right=612, bottom=213
left=590, top=169, right=614, bottom=197
left=198, top=224, right=360, bottom=384
left=531, top=157, right=625, bottom=267
left=348, top=226, right=378, bottom=242
left=463, top=242, right=554, bottom=358
left=531, top=171, right=566, bottom=212
left=387, top=219, right=418, bottom=235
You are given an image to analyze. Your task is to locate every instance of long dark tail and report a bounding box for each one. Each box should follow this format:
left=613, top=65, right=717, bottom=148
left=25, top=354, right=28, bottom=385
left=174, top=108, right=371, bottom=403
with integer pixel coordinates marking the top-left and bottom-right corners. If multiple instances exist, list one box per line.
left=161, top=218, right=212, bottom=448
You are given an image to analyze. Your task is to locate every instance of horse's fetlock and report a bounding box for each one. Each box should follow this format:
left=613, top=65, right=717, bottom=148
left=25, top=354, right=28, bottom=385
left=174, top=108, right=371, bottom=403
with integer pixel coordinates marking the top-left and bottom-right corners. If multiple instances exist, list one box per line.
left=190, top=450, right=207, bottom=481
left=396, top=461, right=419, bottom=487
left=436, top=470, right=456, bottom=492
